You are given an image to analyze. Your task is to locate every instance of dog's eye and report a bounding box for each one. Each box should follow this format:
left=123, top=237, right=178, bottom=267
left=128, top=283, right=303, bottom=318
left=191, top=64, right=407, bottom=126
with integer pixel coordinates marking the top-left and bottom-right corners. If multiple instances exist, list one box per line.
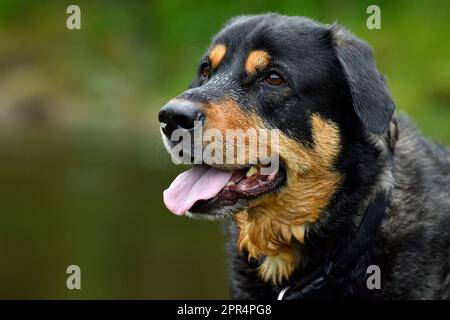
left=265, top=72, right=283, bottom=86
left=200, top=62, right=211, bottom=79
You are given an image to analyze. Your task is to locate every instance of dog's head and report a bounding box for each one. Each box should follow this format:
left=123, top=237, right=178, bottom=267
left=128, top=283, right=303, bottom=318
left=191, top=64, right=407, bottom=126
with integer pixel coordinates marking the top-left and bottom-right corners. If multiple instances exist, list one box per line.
left=159, top=14, right=395, bottom=282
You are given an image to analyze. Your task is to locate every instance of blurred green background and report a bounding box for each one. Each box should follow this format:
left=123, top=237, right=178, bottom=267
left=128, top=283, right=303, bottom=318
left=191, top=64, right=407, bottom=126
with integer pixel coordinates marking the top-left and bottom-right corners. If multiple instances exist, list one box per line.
left=0, top=0, right=449, bottom=299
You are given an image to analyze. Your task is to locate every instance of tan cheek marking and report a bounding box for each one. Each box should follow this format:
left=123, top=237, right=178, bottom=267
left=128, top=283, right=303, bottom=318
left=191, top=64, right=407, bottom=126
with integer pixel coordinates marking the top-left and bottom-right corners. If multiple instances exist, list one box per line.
left=201, top=100, right=267, bottom=167
left=245, top=50, right=270, bottom=75
left=202, top=100, right=257, bottom=131
left=234, top=114, right=343, bottom=284
left=209, top=44, right=227, bottom=69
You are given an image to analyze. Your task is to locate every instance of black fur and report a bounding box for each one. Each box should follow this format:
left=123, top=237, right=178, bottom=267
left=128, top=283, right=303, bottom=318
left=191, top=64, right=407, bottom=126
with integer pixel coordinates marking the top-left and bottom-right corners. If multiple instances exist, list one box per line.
left=331, top=25, right=395, bottom=135
left=162, top=14, right=450, bottom=299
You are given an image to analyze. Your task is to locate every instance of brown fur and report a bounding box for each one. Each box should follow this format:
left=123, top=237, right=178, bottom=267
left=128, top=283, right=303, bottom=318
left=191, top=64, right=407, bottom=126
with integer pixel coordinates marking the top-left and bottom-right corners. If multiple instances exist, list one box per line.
left=245, top=50, right=270, bottom=75
left=202, top=100, right=268, bottom=167
left=202, top=100, right=342, bottom=282
left=203, top=100, right=257, bottom=132
left=234, top=115, right=343, bottom=283
left=209, top=44, right=227, bottom=69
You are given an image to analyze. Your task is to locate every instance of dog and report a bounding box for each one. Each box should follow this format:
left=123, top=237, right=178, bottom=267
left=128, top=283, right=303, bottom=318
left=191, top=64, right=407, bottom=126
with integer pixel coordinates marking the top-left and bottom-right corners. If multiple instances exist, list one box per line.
left=158, top=14, right=450, bottom=299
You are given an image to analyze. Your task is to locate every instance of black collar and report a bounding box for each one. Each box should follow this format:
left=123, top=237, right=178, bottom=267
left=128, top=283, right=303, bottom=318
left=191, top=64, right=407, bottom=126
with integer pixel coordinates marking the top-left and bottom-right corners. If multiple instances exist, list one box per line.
left=278, top=190, right=390, bottom=300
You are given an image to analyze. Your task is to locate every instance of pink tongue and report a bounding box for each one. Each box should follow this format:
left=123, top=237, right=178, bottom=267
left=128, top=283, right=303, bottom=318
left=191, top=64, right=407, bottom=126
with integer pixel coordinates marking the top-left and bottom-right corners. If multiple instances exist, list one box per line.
left=163, top=165, right=233, bottom=216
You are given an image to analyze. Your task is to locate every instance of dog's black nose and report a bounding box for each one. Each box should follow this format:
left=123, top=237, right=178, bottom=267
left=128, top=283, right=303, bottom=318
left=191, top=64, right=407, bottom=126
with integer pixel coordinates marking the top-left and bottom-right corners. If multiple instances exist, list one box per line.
left=158, top=100, right=204, bottom=137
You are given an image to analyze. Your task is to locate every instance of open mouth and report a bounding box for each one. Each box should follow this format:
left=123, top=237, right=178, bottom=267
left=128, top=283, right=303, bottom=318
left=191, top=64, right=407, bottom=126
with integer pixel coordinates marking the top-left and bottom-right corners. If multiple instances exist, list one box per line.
left=163, top=163, right=286, bottom=217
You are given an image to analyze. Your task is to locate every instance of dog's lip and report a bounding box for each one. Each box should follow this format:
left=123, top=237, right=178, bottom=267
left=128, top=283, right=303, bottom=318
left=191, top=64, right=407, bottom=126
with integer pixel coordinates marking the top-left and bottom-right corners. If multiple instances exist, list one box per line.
left=190, top=162, right=286, bottom=215
left=201, top=163, right=249, bottom=171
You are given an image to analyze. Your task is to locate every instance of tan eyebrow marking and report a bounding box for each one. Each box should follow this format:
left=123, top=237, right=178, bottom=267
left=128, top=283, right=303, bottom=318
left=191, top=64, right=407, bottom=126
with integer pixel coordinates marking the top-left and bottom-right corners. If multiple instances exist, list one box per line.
left=245, top=50, right=270, bottom=75
left=209, top=44, right=227, bottom=69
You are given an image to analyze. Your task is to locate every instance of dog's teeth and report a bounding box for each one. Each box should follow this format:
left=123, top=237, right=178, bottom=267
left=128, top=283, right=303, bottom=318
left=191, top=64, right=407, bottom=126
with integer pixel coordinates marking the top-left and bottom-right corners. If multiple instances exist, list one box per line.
left=226, top=181, right=235, bottom=186
left=246, top=166, right=258, bottom=177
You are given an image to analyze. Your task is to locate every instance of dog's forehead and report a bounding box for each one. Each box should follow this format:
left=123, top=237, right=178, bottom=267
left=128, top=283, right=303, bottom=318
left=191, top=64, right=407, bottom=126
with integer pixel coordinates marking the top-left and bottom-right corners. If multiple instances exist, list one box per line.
left=207, top=14, right=329, bottom=65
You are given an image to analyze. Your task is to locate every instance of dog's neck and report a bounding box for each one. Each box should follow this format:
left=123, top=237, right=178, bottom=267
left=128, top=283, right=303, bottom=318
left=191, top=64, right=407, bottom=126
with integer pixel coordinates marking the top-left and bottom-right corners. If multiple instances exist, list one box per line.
left=233, top=165, right=343, bottom=283
left=233, top=120, right=397, bottom=285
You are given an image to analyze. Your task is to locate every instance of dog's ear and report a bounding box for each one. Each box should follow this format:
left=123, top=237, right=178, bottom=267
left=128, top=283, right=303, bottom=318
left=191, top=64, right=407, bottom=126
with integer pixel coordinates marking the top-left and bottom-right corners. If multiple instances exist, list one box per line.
left=331, top=26, right=395, bottom=134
